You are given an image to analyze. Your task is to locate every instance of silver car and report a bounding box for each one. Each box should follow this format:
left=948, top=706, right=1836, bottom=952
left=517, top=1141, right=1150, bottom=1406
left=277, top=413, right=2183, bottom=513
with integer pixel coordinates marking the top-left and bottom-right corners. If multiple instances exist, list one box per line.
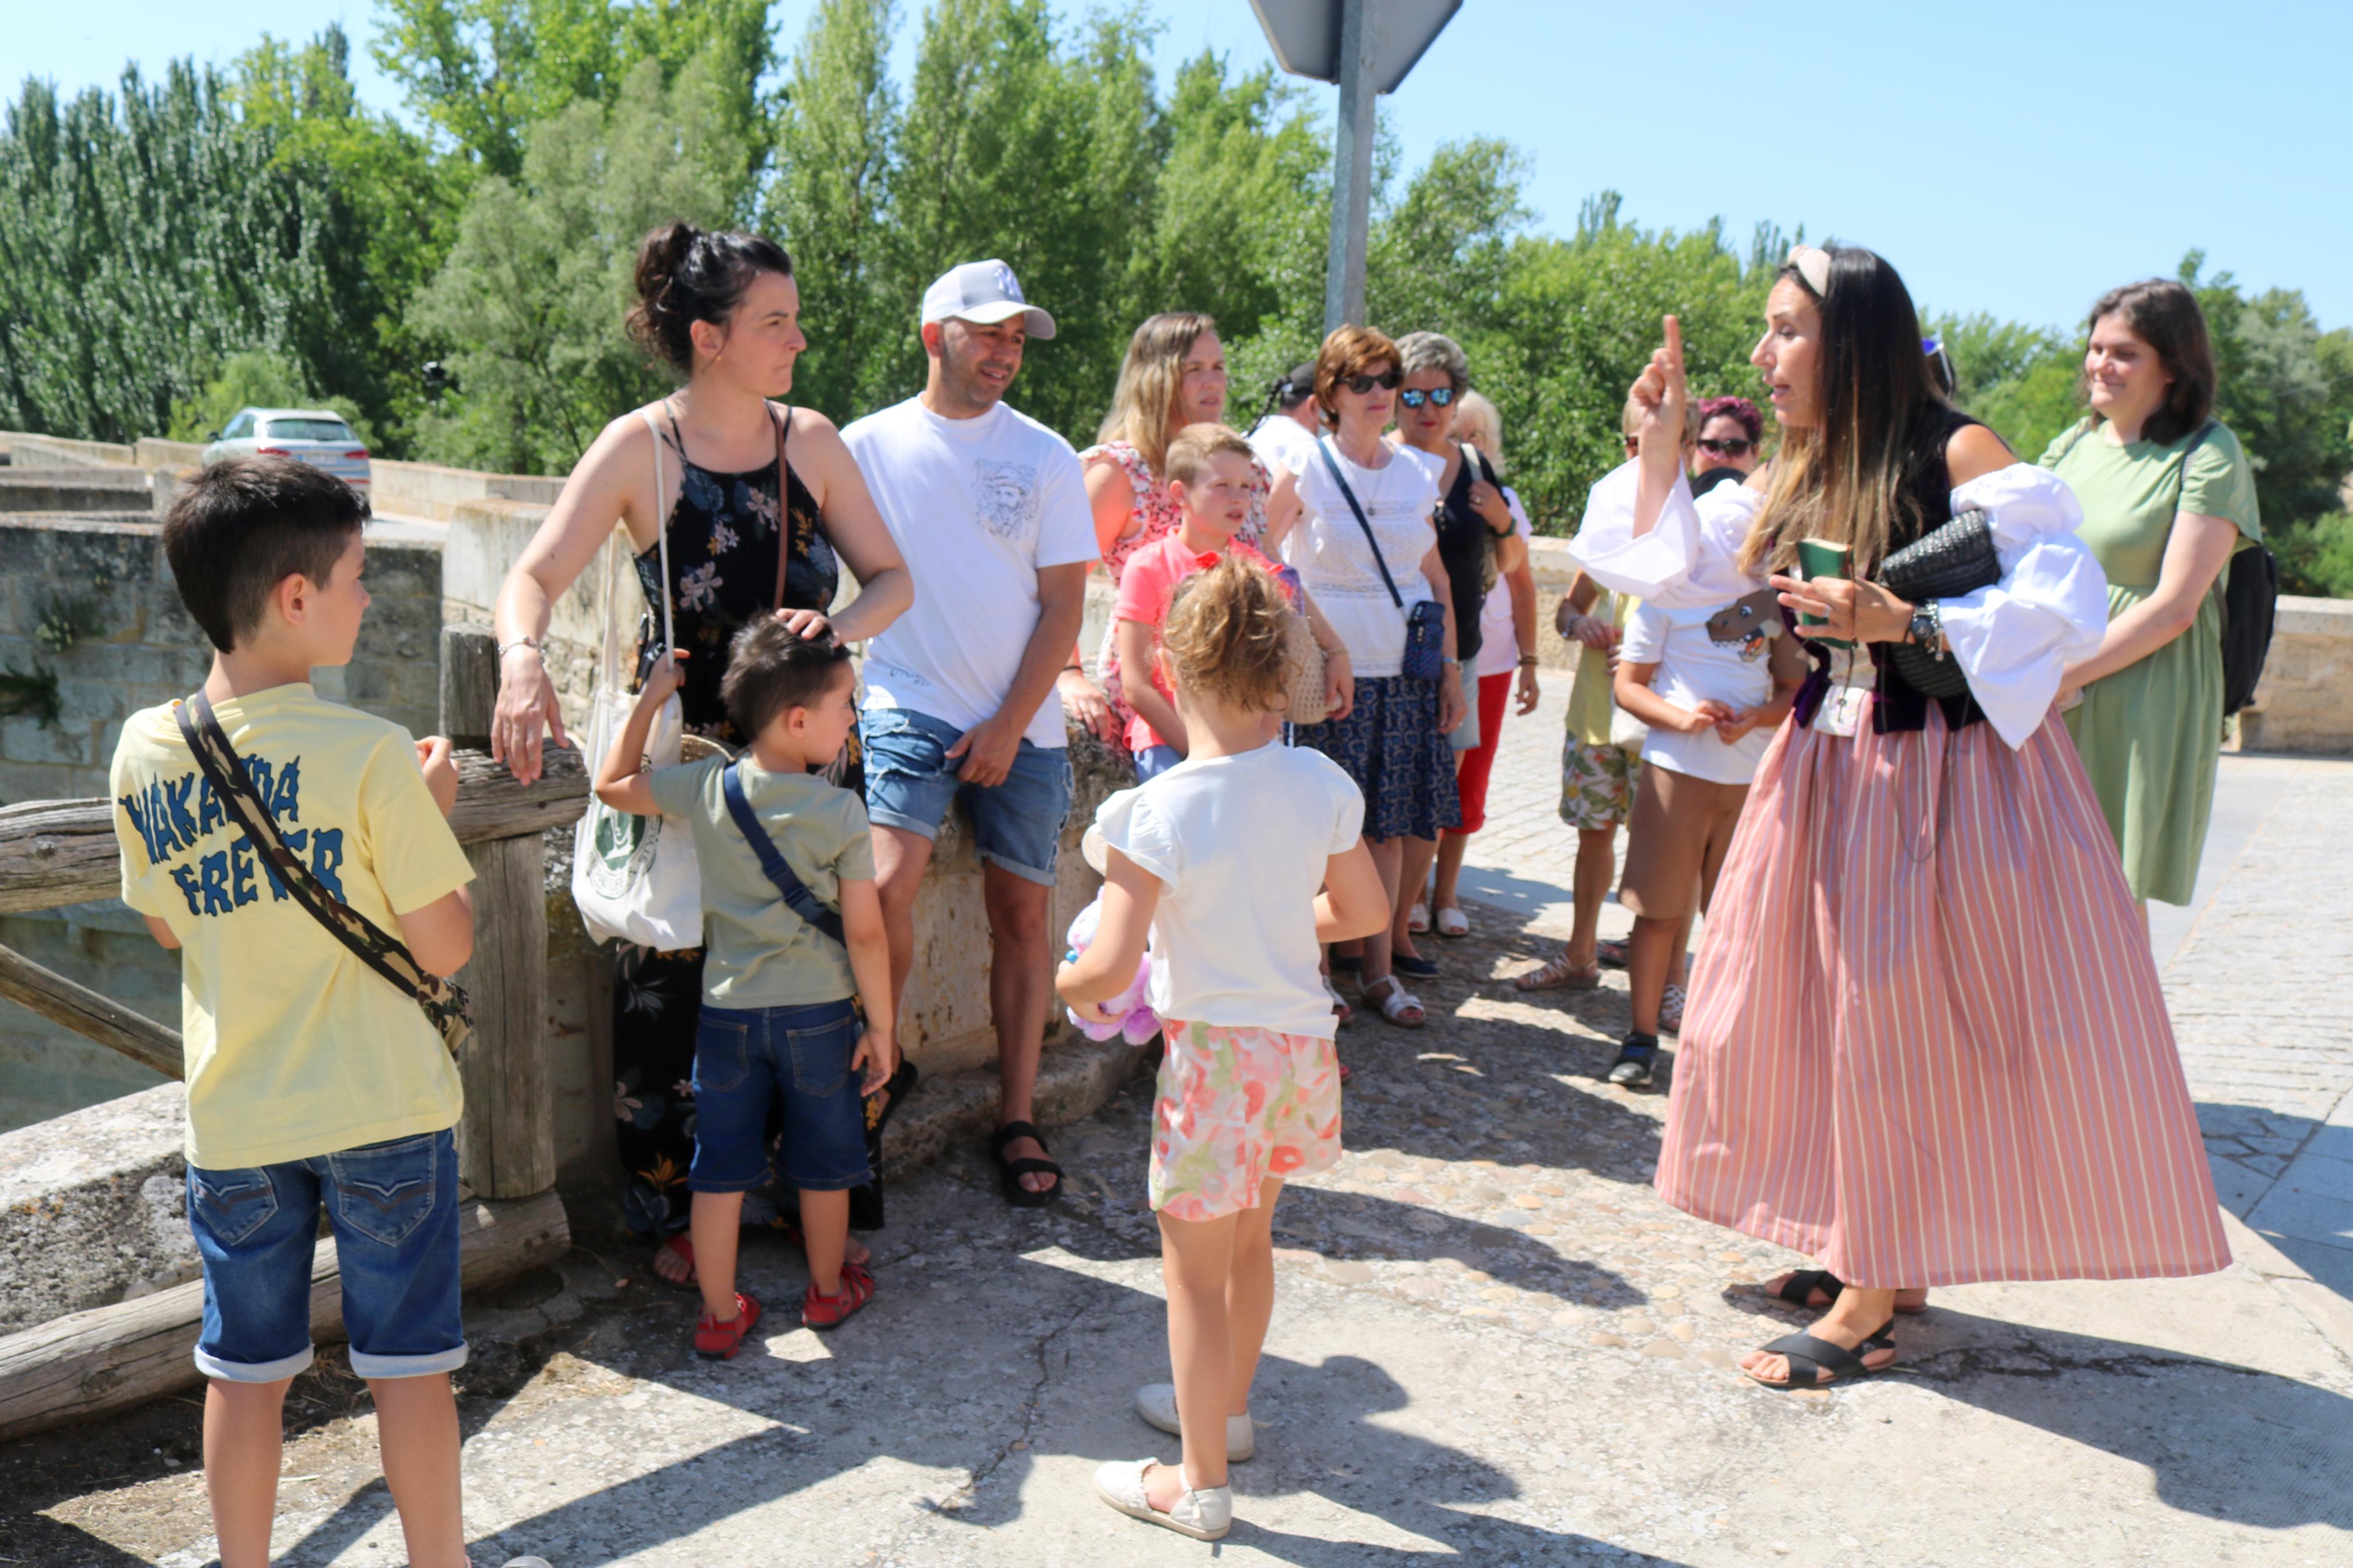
left=202, top=407, right=371, bottom=497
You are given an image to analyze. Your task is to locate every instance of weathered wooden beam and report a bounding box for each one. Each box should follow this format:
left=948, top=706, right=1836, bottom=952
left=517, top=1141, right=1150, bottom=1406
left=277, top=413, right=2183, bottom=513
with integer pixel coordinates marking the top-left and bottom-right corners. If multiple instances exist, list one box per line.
left=0, top=1189, right=568, bottom=1443
left=0, top=942, right=181, bottom=1079
left=455, top=833, right=553, bottom=1198
left=0, top=746, right=588, bottom=916
left=439, top=621, right=502, bottom=749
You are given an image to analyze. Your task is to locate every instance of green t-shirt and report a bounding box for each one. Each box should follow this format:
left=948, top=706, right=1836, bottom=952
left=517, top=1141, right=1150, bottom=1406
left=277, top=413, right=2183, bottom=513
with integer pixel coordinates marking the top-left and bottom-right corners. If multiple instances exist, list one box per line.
left=2038, top=419, right=2262, bottom=589
left=648, top=754, right=874, bottom=1008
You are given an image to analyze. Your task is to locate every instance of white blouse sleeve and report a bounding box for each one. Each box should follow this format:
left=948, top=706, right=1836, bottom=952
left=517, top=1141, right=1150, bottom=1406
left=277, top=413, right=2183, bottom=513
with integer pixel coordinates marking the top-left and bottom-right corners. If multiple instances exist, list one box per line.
left=1935, top=464, right=2111, bottom=749
left=1568, top=459, right=1766, bottom=609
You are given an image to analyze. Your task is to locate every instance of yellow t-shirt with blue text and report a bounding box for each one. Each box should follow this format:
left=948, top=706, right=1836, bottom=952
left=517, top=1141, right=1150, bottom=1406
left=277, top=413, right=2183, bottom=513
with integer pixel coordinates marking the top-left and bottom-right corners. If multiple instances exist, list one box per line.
left=109, top=683, right=475, bottom=1170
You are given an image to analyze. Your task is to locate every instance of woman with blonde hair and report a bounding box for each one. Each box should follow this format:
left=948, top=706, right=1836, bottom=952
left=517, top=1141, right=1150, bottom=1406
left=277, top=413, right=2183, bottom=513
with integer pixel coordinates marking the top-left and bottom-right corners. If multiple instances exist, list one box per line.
left=1575, top=245, right=2226, bottom=1388
left=1062, top=312, right=1268, bottom=743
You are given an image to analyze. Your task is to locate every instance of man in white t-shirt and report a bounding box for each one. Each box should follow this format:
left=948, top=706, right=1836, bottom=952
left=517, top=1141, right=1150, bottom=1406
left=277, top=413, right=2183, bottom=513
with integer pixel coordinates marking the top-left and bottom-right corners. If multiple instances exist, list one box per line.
left=844, top=258, right=1098, bottom=1203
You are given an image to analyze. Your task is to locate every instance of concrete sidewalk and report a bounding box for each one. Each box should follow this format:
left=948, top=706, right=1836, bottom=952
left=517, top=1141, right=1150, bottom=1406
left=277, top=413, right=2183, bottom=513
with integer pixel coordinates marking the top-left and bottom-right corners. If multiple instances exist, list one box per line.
left=6, top=715, right=2350, bottom=1566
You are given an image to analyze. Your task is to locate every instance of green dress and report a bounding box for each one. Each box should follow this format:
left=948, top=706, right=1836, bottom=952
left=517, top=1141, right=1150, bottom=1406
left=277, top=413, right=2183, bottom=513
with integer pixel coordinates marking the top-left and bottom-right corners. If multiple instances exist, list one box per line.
left=2041, top=419, right=2262, bottom=904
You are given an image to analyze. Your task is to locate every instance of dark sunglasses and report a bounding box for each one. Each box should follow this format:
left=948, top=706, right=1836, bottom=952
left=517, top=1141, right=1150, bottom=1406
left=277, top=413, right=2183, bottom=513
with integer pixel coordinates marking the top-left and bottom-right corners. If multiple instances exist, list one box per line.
left=1397, top=386, right=1456, bottom=409
left=1697, top=437, right=1754, bottom=457
left=1341, top=369, right=1403, bottom=394
left=1623, top=435, right=1641, bottom=453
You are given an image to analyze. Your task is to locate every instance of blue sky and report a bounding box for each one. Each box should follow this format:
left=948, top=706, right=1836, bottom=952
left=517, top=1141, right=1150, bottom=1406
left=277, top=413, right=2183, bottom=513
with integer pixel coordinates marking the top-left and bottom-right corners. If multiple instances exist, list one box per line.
left=15, top=1, right=2350, bottom=333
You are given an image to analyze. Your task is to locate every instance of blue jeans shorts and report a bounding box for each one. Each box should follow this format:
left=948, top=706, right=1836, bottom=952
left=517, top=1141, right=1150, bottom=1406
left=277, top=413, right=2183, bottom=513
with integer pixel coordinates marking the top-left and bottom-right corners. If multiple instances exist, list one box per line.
left=186, top=1128, right=466, bottom=1384
left=691, top=998, right=874, bottom=1193
left=1131, top=743, right=1184, bottom=782
left=861, top=707, right=1072, bottom=886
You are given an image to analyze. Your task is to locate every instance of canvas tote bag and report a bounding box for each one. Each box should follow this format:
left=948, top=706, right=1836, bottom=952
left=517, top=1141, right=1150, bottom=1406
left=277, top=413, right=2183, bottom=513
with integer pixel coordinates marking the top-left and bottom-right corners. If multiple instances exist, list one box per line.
left=571, top=410, right=704, bottom=948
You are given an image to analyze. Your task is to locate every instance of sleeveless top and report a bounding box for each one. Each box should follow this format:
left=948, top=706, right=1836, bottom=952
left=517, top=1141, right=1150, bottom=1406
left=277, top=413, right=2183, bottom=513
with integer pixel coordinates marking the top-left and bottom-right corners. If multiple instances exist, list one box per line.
left=1430, top=443, right=1505, bottom=663
left=1791, top=406, right=1992, bottom=735
left=632, top=406, right=842, bottom=747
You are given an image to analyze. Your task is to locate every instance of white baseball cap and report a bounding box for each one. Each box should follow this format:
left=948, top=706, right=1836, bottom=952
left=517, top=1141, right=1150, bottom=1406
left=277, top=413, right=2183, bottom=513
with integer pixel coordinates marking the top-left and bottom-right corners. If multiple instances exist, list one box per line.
left=920, top=259, right=1057, bottom=339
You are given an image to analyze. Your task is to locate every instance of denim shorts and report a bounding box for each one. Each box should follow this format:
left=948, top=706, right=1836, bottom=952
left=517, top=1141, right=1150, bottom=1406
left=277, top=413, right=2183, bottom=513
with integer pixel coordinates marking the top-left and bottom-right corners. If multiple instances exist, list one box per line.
left=185, top=1128, right=466, bottom=1384
left=1131, top=743, right=1183, bottom=782
left=691, top=998, right=873, bottom=1193
left=861, top=706, right=1072, bottom=886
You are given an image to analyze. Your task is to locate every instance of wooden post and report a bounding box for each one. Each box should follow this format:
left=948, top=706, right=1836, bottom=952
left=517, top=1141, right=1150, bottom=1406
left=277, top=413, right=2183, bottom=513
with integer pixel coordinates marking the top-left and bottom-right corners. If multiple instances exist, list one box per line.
left=441, top=623, right=556, bottom=1198
left=0, top=943, right=182, bottom=1080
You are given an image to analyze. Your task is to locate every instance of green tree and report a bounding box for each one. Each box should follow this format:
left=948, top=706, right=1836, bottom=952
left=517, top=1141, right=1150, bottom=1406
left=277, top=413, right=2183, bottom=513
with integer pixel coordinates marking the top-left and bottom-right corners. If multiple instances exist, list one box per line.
left=0, top=63, right=384, bottom=444
left=371, top=0, right=775, bottom=178
left=765, top=0, right=902, bottom=425
left=409, top=52, right=743, bottom=472
left=1929, top=312, right=2082, bottom=461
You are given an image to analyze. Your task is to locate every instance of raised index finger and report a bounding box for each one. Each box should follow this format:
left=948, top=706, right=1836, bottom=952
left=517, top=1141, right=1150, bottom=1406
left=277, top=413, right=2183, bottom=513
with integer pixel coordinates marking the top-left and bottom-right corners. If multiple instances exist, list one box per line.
left=1662, top=315, right=1685, bottom=378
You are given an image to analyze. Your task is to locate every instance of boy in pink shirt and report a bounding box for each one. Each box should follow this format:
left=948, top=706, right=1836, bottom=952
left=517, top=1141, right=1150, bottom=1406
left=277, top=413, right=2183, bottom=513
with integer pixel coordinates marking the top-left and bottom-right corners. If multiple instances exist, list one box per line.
left=1113, top=425, right=1351, bottom=778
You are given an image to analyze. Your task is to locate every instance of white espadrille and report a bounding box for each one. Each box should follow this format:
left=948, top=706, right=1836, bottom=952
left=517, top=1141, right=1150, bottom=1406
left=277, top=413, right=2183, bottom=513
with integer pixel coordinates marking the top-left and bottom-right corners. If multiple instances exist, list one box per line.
left=1134, top=1383, right=1255, bottom=1460
left=1092, top=1459, right=1231, bottom=1540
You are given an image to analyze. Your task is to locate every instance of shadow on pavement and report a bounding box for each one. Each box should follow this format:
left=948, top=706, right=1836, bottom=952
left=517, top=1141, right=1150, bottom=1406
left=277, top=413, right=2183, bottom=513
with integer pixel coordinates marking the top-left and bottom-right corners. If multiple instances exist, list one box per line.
left=2196, top=1100, right=2353, bottom=1300
left=1894, top=1307, right=2353, bottom=1532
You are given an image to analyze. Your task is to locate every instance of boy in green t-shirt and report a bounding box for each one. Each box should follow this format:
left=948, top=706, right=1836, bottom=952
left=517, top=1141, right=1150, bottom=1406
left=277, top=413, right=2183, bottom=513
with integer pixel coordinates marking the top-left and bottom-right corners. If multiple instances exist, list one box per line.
left=111, top=459, right=547, bottom=1567
left=595, top=619, right=896, bottom=1360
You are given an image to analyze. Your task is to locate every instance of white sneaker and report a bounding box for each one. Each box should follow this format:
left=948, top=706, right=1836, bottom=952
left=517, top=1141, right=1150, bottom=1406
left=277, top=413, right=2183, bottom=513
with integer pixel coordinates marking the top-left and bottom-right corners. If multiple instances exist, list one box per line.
left=1093, top=1458, right=1232, bottom=1540
left=1135, top=1382, right=1254, bottom=1459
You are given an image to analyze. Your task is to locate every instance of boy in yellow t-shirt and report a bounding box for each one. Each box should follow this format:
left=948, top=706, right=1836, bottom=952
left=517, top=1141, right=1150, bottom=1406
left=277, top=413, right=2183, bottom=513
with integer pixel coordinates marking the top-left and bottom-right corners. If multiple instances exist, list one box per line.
left=109, top=458, right=511, bottom=1568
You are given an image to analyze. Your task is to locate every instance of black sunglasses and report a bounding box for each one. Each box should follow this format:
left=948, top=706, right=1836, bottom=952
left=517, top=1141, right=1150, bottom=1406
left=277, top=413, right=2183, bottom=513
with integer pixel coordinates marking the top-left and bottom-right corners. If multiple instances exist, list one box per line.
left=1397, top=386, right=1456, bottom=409
left=1697, top=437, right=1754, bottom=457
left=1341, top=369, right=1403, bottom=394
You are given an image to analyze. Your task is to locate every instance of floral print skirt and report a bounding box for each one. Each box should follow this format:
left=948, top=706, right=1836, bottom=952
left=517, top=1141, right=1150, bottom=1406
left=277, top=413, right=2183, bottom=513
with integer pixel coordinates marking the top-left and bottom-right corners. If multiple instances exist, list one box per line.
left=1292, top=674, right=1461, bottom=842
left=1151, top=1020, right=1343, bottom=1222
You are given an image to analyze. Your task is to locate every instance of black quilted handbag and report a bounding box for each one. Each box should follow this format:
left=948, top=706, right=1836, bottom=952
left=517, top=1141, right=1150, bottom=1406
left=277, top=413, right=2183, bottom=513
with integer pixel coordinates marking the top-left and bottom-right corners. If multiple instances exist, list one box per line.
left=1876, top=507, right=1998, bottom=699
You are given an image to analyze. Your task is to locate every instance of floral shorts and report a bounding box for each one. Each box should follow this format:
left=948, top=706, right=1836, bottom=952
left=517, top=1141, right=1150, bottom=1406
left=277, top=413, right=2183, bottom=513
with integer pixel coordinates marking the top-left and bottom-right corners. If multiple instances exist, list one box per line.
left=1150, top=1021, right=1343, bottom=1222
left=1559, top=739, right=1639, bottom=831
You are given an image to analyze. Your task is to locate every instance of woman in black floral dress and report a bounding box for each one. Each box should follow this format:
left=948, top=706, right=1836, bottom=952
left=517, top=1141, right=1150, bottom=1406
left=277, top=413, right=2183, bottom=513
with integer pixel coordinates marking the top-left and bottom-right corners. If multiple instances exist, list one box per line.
left=489, top=225, right=911, bottom=1282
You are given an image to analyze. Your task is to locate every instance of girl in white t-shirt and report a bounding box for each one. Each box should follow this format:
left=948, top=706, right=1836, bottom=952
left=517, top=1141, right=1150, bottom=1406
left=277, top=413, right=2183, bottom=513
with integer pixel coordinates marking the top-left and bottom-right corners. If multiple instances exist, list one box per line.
left=1058, top=556, right=1388, bottom=1541
left=1606, top=589, right=1806, bottom=1089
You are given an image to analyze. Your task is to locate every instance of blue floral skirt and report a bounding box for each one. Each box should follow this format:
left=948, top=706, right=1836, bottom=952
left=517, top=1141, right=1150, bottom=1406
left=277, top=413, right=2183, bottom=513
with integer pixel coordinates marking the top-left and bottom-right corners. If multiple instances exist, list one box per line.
left=1294, top=674, right=1461, bottom=842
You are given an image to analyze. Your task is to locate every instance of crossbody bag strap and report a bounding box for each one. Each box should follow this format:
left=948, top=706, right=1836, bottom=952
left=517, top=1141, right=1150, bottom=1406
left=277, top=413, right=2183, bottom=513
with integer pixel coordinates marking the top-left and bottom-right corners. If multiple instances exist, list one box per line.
left=720, top=760, right=846, bottom=945
left=175, top=693, right=446, bottom=1000
left=1316, top=437, right=1404, bottom=608
left=771, top=402, right=793, bottom=611
left=635, top=404, right=677, bottom=666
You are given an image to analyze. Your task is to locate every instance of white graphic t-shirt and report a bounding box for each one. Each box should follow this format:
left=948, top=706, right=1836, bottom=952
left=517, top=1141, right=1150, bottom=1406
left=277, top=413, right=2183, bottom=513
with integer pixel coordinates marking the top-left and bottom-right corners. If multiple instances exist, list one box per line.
left=1620, top=590, right=1783, bottom=785
left=843, top=397, right=1099, bottom=748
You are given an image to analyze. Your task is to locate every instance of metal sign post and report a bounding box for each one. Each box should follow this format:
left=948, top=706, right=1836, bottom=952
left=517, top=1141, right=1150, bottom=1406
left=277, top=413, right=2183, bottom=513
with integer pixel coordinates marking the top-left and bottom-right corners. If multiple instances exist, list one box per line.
left=1251, top=0, right=1462, bottom=331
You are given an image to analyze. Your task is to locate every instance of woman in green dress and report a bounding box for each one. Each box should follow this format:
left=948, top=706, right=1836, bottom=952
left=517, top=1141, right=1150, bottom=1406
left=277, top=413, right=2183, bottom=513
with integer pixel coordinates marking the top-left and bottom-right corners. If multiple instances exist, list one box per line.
left=2042, top=279, right=2261, bottom=911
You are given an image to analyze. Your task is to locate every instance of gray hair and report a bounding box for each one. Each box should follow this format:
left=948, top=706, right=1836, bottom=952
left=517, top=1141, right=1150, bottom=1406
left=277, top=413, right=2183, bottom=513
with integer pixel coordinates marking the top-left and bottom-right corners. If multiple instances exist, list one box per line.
left=1393, top=330, right=1469, bottom=393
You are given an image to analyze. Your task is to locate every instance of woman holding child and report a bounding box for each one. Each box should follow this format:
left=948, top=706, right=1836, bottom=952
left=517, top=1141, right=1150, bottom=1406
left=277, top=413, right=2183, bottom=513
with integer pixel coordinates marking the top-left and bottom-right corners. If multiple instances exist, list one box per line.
left=1574, top=244, right=2228, bottom=1388
left=1265, top=326, right=1469, bottom=1029
left=487, top=223, right=913, bottom=1288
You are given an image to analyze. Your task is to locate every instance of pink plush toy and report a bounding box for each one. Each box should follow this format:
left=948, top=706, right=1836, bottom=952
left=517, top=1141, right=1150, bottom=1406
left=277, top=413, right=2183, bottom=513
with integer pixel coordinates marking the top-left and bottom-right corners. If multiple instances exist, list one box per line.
left=1063, top=894, right=1162, bottom=1045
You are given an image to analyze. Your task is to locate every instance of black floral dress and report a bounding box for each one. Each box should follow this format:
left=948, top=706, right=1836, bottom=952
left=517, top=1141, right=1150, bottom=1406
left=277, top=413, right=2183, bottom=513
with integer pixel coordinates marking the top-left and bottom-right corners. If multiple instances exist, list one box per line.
left=612, top=406, right=857, bottom=1245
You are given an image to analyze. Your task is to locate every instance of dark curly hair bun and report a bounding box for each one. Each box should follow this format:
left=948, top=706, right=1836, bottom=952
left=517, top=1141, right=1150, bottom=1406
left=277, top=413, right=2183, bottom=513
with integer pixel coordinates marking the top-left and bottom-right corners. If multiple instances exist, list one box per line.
left=627, top=222, right=794, bottom=375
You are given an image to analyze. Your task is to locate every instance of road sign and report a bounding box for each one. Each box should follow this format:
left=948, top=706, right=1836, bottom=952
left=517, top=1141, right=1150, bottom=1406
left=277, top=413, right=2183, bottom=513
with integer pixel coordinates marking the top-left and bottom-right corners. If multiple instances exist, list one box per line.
left=1250, top=0, right=1463, bottom=331
left=1248, top=0, right=1462, bottom=94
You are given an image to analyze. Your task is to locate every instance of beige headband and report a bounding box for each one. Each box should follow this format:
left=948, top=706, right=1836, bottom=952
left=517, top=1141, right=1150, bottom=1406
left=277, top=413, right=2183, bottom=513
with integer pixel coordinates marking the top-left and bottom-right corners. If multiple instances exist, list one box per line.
left=1786, top=244, right=1832, bottom=298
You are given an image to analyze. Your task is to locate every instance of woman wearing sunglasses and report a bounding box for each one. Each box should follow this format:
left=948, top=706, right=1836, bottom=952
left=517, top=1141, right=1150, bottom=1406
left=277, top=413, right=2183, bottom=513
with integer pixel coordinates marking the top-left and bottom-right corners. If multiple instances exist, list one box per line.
left=1385, top=333, right=1530, bottom=958
left=1266, top=326, right=1468, bottom=1029
left=1573, top=245, right=2227, bottom=1389
left=1689, top=395, right=1764, bottom=496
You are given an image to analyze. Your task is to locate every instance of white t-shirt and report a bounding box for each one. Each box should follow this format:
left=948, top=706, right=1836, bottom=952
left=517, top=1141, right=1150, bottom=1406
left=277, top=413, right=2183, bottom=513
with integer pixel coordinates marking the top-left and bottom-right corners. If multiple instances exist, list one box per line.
left=1475, top=487, right=1536, bottom=677
left=1620, top=596, right=1779, bottom=785
left=1279, top=440, right=1442, bottom=679
left=1247, top=415, right=1318, bottom=481
left=843, top=397, right=1099, bottom=748
left=1094, top=743, right=1365, bottom=1039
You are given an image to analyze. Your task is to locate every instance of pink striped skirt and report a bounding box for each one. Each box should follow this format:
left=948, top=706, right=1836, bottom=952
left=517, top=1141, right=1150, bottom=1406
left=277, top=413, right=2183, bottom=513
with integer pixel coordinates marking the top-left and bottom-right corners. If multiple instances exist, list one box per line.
left=1658, top=703, right=2230, bottom=1287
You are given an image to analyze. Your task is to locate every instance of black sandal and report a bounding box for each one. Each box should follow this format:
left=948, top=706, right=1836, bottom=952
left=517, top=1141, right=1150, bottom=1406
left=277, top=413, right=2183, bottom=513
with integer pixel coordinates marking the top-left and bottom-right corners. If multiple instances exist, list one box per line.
left=1745, top=1319, right=1896, bottom=1391
left=989, top=1120, right=1064, bottom=1208
left=1770, top=1268, right=1845, bottom=1310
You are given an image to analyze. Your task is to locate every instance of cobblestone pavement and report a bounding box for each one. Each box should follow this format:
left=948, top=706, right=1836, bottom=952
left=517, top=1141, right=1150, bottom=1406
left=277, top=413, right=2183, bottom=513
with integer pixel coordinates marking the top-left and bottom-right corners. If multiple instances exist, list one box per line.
left=9, top=721, right=2352, bottom=1567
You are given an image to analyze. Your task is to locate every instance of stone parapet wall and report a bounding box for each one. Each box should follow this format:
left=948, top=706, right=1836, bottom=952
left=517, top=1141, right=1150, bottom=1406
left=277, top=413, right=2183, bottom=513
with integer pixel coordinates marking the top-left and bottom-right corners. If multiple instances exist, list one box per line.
left=2238, top=595, right=2353, bottom=757
left=374, top=459, right=569, bottom=522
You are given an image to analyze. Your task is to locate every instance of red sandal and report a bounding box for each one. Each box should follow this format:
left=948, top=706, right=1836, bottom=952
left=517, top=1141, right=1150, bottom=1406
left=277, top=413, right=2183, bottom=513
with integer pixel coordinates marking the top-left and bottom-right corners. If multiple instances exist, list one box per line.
left=693, top=1290, right=762, bottom=1360
left=803, top=1260, right=875, bottom=1330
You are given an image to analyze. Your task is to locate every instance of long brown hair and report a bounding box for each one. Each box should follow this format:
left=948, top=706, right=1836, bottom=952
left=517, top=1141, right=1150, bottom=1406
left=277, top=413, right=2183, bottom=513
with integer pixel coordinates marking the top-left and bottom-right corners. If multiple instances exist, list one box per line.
left=1739, top=246, right=1951, bottom=578
left=1097, top=312, right=1219, bottom=475
left=2082, top=279, right=2217, bottom=447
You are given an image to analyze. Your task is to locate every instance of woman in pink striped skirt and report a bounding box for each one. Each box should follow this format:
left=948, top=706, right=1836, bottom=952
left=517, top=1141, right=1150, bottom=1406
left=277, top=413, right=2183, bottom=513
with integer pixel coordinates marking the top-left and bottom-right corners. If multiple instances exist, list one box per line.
left=1571, top=245, right=2230, bottom=1390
